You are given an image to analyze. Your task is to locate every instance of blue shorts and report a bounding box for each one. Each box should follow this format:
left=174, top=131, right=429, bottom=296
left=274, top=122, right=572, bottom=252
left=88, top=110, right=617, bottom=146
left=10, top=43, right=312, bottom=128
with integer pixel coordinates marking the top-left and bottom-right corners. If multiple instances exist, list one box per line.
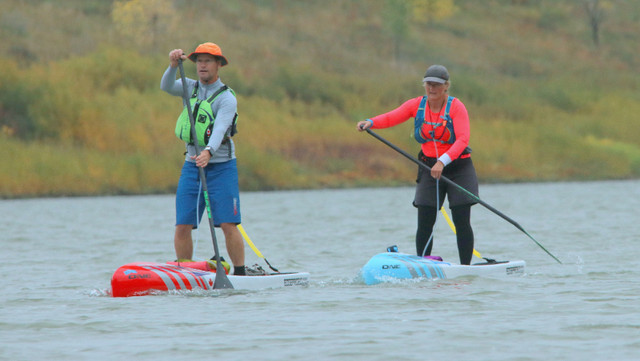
left=175, top=160, right=241, bottom=228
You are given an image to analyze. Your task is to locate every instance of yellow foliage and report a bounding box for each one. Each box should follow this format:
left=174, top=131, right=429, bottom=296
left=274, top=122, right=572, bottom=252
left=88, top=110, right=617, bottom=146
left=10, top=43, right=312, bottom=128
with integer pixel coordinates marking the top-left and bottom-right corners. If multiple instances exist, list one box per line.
left=410, top=0, right=458, bottom=23
left=112, top=0, right=176, bottom=51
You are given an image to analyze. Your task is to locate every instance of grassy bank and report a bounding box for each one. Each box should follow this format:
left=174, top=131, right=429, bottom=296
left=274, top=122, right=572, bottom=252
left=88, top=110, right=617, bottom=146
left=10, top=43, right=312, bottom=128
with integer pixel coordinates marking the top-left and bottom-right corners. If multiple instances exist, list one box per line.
left=1, top=0, right=639, bottom=198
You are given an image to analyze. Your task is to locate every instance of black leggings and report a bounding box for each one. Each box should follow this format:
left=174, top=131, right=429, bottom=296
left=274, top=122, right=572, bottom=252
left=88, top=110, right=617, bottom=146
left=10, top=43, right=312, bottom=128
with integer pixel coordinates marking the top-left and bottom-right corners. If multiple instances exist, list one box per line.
left=416, top=205, right=474, bottom=265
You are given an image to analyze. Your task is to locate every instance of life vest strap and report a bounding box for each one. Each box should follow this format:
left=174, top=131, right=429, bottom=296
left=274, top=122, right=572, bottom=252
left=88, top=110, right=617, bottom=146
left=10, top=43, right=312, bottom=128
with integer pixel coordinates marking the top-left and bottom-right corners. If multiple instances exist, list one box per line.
left=414, top=95, right=455, bottom=144
left=176, top=83, right=238, bottom=152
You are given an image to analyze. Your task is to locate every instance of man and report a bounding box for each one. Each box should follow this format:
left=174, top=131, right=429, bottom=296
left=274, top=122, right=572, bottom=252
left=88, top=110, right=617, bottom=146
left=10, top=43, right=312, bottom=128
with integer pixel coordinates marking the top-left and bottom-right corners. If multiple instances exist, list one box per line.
left=160, top=42, right=247, bottom=275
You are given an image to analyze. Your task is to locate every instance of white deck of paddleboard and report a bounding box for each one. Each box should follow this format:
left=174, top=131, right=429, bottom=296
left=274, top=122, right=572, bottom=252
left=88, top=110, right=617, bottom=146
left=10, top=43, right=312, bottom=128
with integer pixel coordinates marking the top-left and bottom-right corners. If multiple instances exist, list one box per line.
left=226, top=272, right=310, bottom=289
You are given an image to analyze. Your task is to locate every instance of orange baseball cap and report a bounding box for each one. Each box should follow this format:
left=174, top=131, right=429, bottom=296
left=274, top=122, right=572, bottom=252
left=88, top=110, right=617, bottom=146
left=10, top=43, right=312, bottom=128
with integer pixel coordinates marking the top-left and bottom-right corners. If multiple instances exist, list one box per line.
left=187, top=42, right=228, bottom=66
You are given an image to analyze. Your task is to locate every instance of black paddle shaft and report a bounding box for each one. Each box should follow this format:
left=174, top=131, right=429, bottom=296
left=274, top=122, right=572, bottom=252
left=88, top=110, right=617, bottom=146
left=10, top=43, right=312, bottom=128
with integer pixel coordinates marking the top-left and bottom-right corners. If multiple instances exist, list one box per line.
left=365, top=128, right=562, bottom=264
left=178, top=59, right=234, bottom=288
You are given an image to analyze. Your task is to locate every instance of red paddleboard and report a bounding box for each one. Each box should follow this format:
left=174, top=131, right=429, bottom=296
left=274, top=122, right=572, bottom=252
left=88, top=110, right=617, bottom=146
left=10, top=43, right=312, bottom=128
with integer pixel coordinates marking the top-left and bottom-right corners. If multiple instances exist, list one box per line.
left=110, top=262, right=224, bottom=297
left=110, top=262, right=310, bottom=297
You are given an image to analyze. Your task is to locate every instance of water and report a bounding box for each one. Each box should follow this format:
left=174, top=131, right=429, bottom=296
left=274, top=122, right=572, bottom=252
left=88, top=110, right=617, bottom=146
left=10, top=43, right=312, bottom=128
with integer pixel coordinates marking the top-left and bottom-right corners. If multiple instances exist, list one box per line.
left=1, top=180, right=639, bottom=360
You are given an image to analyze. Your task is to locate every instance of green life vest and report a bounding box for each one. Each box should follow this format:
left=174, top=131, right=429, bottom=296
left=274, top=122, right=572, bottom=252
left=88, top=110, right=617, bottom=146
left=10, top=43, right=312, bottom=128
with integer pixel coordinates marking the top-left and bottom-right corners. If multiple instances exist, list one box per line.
left=174, top=83, right=238, bottom=147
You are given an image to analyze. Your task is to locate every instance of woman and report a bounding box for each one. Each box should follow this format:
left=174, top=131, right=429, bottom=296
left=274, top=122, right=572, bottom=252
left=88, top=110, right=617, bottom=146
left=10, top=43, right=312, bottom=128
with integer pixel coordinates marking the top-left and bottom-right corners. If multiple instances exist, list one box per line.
left=357, top=65, right=479, bottom=265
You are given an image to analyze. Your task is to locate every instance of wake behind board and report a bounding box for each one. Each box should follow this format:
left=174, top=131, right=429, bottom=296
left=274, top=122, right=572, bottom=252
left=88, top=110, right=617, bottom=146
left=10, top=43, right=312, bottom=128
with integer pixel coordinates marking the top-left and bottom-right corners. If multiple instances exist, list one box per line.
left=360, top=252, right=525, bottom=285
left=111, top=262, right=310, bottom=297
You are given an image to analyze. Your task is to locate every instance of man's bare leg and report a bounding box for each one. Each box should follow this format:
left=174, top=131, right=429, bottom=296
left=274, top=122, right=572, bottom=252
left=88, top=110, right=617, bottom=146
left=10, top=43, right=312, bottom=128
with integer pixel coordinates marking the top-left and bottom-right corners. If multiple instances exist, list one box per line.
left=220, top=223, right=245, bottom=267
left=174, top=224, right=193, bottom=260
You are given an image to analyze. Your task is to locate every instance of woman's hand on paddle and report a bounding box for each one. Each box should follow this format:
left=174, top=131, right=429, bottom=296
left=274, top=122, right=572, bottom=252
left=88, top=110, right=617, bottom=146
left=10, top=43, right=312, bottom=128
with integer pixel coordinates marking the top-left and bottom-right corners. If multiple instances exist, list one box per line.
left=357, top=120, right=372, bottom=131
left=169, top=49, right=187, bottom=68
left=431, top=161, right=444, bottom=179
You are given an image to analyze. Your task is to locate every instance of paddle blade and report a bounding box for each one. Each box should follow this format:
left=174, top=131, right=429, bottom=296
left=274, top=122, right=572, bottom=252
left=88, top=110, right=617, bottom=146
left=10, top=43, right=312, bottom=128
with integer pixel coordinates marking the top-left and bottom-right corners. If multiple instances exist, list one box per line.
left=213, top=269, right=234, bottom=289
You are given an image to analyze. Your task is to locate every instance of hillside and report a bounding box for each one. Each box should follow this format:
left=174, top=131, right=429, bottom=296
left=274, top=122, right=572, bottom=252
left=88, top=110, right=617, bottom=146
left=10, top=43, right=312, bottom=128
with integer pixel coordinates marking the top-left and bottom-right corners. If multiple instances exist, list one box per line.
left=1, top=0, right=639, bottom=198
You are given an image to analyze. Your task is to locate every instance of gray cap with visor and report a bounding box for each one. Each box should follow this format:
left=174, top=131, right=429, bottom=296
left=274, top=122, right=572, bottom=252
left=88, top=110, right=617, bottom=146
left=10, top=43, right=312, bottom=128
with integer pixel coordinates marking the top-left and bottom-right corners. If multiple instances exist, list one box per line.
left=423, top=65, right=449, bottom=84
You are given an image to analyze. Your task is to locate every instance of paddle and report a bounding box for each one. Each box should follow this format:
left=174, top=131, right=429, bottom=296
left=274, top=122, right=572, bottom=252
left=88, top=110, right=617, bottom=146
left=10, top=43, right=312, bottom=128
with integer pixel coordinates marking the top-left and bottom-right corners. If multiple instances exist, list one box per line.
left=237, top=224, right=280, bottom=273
left=439, top=206, right=495, bottom=262
left=178, top=58, right=234, bottom=288
left=364, top=128, right=562, bottom=264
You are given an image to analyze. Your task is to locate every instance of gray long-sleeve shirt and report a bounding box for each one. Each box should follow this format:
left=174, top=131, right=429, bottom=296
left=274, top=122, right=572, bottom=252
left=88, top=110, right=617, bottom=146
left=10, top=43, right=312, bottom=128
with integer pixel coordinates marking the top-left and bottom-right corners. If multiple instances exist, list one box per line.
left=160, top=66, right=237, bottom=163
